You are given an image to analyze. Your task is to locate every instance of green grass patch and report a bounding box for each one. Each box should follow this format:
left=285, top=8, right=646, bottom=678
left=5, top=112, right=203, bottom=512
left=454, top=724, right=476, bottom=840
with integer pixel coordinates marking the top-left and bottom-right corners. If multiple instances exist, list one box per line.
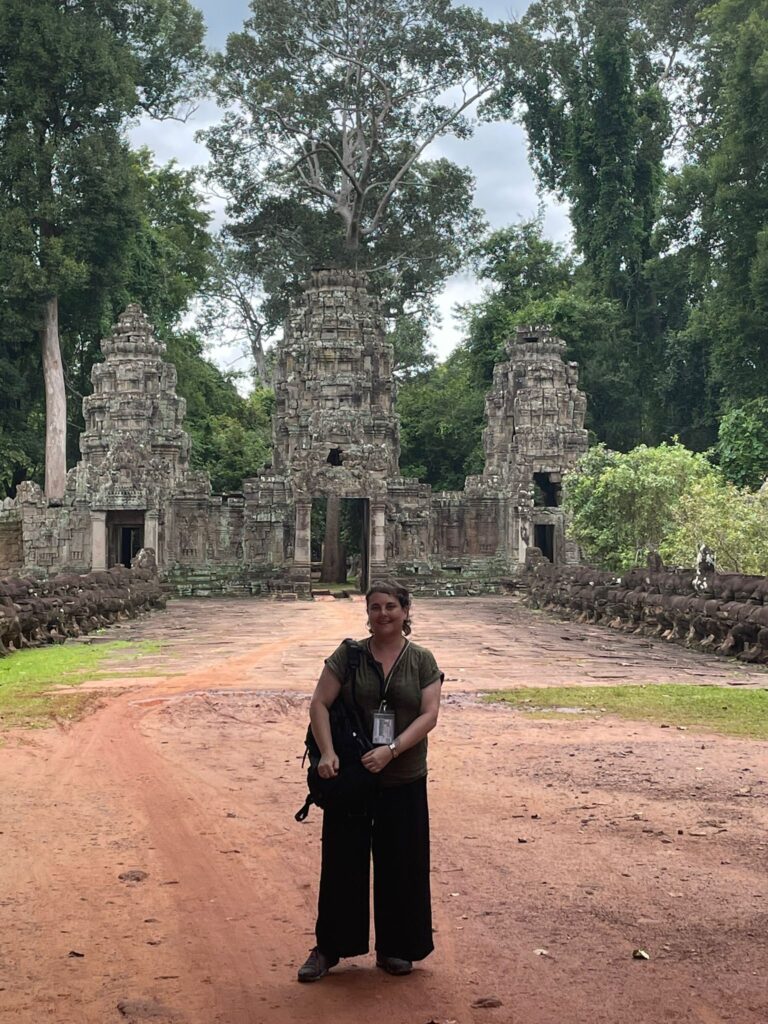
left=485, top=684, right=768, bottom=740
left=0, top=640, right=161, bottom=730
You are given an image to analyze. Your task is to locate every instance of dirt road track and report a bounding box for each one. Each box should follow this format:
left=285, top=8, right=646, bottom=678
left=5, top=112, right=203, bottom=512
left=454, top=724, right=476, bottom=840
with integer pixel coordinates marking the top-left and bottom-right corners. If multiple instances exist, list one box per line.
left=0, top=597, right=766, bottom=1024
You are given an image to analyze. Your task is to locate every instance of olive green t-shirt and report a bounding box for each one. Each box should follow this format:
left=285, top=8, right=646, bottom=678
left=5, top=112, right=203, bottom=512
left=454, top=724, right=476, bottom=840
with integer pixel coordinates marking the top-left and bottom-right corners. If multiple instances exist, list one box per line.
left=325, top=638, right=443, bottom=787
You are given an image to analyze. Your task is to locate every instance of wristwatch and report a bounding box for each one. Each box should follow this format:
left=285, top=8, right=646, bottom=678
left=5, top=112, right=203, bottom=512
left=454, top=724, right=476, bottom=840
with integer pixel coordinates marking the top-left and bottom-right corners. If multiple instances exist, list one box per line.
left=388, top=740, right=399, bottom=758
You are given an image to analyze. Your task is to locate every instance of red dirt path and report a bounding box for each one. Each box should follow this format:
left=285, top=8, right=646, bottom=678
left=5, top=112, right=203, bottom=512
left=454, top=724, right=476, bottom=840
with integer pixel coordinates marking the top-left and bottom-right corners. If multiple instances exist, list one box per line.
left=0, top=596, right=766, bottom=1024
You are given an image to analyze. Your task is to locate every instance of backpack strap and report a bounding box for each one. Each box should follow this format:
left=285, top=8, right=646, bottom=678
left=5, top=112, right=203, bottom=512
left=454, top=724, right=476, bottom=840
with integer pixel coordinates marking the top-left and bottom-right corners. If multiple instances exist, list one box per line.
left=343, top=637, right=363, bottom=706
left=295, top=639, right=369, bottom=823
left=295, top=794, right=315, bottom=822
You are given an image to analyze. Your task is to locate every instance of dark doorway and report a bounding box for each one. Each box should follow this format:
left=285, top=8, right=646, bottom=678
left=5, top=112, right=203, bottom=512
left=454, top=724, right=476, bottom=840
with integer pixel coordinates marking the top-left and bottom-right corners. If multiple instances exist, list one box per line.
left=533, top=472, right=561, bottom=507
left=106, top=511, right=145, bottom=568
left=310, top=497, right=370, bottom=592
left=534, top=523, right=555, bottom=563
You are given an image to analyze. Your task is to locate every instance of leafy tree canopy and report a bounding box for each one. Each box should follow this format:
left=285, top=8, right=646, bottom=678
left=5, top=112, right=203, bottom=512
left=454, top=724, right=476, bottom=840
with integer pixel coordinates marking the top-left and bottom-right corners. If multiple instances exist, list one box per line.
left=716, top=399, right=768, bottom=490
left=459, top=219, right=575, bottom=386
left=0, top=147, right=214, bottom=496
left=206, top=0, right=505, bottom=252
left=494, top=0, right=680, bottom=302
left=562, top=441, right=716, bottom=570
left=489, top=0, right=715, bottom=447
left=201, top=0, right=502, bottom=376
left=199, top=158, right=484, bottom=380
left=397, top=347, right=485, bottom=490
left=0, top=0, right=207, bottom=495
left=662, top=476, right=768, bottom=575
left=453, top=219, right=641, bottom=450
left=664, top=0, right=768, bottom=410
left=0, top=0, right=206, bottom=307
left=168, top=331, right=274, bottom=493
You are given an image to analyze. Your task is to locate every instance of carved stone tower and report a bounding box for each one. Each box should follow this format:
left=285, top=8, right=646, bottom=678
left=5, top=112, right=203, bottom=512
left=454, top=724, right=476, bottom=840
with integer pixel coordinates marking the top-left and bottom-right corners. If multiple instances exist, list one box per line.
left=476, top=325, right=588, bottom=563
left=80, top=304, right=190, bottom=478
left=272, top=269, right=401, bottom=586
left=75, top=305, right=193, bottom=569
left=272, top=268, right=399, bottom=482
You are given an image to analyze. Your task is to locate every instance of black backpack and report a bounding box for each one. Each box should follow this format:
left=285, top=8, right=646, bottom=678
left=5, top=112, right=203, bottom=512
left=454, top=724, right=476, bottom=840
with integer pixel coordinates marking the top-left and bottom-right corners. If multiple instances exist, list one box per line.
left=295, top=639, right=378, bottom=821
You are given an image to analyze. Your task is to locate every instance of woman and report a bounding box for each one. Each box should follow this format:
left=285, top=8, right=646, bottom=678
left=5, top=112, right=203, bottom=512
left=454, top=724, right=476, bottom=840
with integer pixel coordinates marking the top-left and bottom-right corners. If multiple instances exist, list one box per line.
left=298, top=579, right=443, bottom=982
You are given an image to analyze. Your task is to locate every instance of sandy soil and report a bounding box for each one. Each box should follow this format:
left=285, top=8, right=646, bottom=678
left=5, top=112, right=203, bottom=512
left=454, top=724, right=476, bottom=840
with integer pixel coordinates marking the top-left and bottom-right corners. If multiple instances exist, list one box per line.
left=0, top=596, right=766, bottom=1024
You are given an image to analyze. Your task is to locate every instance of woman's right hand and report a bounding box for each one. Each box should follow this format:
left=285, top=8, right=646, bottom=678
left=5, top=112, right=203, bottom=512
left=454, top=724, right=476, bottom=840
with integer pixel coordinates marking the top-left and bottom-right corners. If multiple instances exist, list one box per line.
left=318, top=752, right=339, bottom=779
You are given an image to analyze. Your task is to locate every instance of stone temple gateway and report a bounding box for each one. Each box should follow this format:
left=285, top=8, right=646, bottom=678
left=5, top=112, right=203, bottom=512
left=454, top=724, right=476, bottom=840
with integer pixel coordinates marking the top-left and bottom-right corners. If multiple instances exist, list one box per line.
left=0, top=270, right=588, bottom=595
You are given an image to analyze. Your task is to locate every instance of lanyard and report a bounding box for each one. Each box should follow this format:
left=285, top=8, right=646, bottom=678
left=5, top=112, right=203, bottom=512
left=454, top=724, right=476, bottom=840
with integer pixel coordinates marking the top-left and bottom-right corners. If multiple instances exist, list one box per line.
left=368, top=638, right=409, bottom=703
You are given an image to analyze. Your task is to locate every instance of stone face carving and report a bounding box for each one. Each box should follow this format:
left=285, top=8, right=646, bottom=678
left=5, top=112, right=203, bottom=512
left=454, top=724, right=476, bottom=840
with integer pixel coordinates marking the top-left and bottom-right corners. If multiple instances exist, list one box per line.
left=2, top=282, right=590, bottom=595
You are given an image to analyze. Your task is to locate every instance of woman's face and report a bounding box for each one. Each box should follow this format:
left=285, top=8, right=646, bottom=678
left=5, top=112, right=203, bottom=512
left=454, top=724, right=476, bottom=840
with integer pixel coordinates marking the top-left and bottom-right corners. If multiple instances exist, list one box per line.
left=367, top=591, right=408, bottom=639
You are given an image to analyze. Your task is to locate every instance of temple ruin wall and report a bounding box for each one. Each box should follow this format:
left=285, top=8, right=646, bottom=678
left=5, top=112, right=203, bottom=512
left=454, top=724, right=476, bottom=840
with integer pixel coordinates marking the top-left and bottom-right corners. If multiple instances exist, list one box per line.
left=3, top=276, right=590, bottom=595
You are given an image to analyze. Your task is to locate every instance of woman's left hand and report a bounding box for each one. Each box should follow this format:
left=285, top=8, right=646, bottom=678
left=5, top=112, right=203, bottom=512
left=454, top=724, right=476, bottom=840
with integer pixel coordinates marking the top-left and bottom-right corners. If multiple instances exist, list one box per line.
left=361, top=746, right=394, bottom=774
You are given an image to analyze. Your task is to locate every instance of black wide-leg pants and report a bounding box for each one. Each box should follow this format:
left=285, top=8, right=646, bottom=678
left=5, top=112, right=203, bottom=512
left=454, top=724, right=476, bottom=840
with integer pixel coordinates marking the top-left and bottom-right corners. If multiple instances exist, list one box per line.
left=315, top=775, right=433, bottom=962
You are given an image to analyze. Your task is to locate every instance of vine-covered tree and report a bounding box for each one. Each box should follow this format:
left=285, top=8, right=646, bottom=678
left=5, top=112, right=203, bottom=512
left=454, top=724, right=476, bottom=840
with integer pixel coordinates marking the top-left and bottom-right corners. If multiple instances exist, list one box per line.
left=669, top=0, right=768, bottom=417
left=0, top=0, right=206, bottom=497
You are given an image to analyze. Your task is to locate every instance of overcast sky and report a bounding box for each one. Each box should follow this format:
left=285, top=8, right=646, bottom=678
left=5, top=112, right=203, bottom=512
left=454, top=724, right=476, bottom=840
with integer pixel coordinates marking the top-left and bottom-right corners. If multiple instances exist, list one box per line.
left=131, top=0, right=570, bottom=372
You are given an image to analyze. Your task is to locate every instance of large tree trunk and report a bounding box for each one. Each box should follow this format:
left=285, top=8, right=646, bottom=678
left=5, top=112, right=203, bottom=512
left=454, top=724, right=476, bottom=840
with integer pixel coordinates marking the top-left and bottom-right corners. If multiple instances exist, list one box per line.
left=320, top=495, right=347, bottom=584
left=41, top=294, right=67, bottom=499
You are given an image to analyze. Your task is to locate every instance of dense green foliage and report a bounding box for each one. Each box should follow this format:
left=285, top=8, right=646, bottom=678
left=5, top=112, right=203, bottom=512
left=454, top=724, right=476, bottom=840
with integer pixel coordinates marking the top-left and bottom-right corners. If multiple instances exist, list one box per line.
left=0, top=148, right=224, bottom=494
left=679, top=0, right=768, bottom=411
left=397, top=348, right=485, bottom=489
left=171, top=337, right=275, bottom=492
left=455, top=220, right=640, bottom=449
left=716, top=399, right=768, bottom=490
left=490, top=0, right=680, bottom=445
left=562, top=442, right=716, bottom=570
left=403, top=0, right=768, bottom=491
left=0, top=0, right=205, bottom=315
left=563, top=441, right=768, bottom=573
left=0, top=0, right=207, bottom=492
left=661, top=476, right=768, bottom=575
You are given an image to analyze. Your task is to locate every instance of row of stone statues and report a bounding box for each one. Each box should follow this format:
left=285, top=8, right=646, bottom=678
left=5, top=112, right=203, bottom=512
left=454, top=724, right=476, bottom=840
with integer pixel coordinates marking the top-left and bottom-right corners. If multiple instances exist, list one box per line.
left=0, top=562, right=165, bottom=654
left=524, top=562, right=768, bottom=663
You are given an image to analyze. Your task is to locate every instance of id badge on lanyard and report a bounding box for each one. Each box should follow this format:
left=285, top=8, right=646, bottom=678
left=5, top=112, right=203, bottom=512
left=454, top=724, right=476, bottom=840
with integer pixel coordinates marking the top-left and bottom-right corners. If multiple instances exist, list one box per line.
left=372, top=701, right=396, bottom=745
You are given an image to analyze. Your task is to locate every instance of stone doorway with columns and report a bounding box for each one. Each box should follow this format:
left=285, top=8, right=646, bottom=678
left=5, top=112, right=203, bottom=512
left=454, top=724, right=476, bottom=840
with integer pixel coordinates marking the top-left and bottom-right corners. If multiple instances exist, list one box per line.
left=310, top=496, right=371, bottom=593
left=106, top=511, right=145, bottom=568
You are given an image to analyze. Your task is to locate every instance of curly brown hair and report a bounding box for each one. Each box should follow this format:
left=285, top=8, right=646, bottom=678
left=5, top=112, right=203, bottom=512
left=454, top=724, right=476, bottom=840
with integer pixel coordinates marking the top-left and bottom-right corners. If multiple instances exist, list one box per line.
left=365, top=579, right=412, bottom=636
